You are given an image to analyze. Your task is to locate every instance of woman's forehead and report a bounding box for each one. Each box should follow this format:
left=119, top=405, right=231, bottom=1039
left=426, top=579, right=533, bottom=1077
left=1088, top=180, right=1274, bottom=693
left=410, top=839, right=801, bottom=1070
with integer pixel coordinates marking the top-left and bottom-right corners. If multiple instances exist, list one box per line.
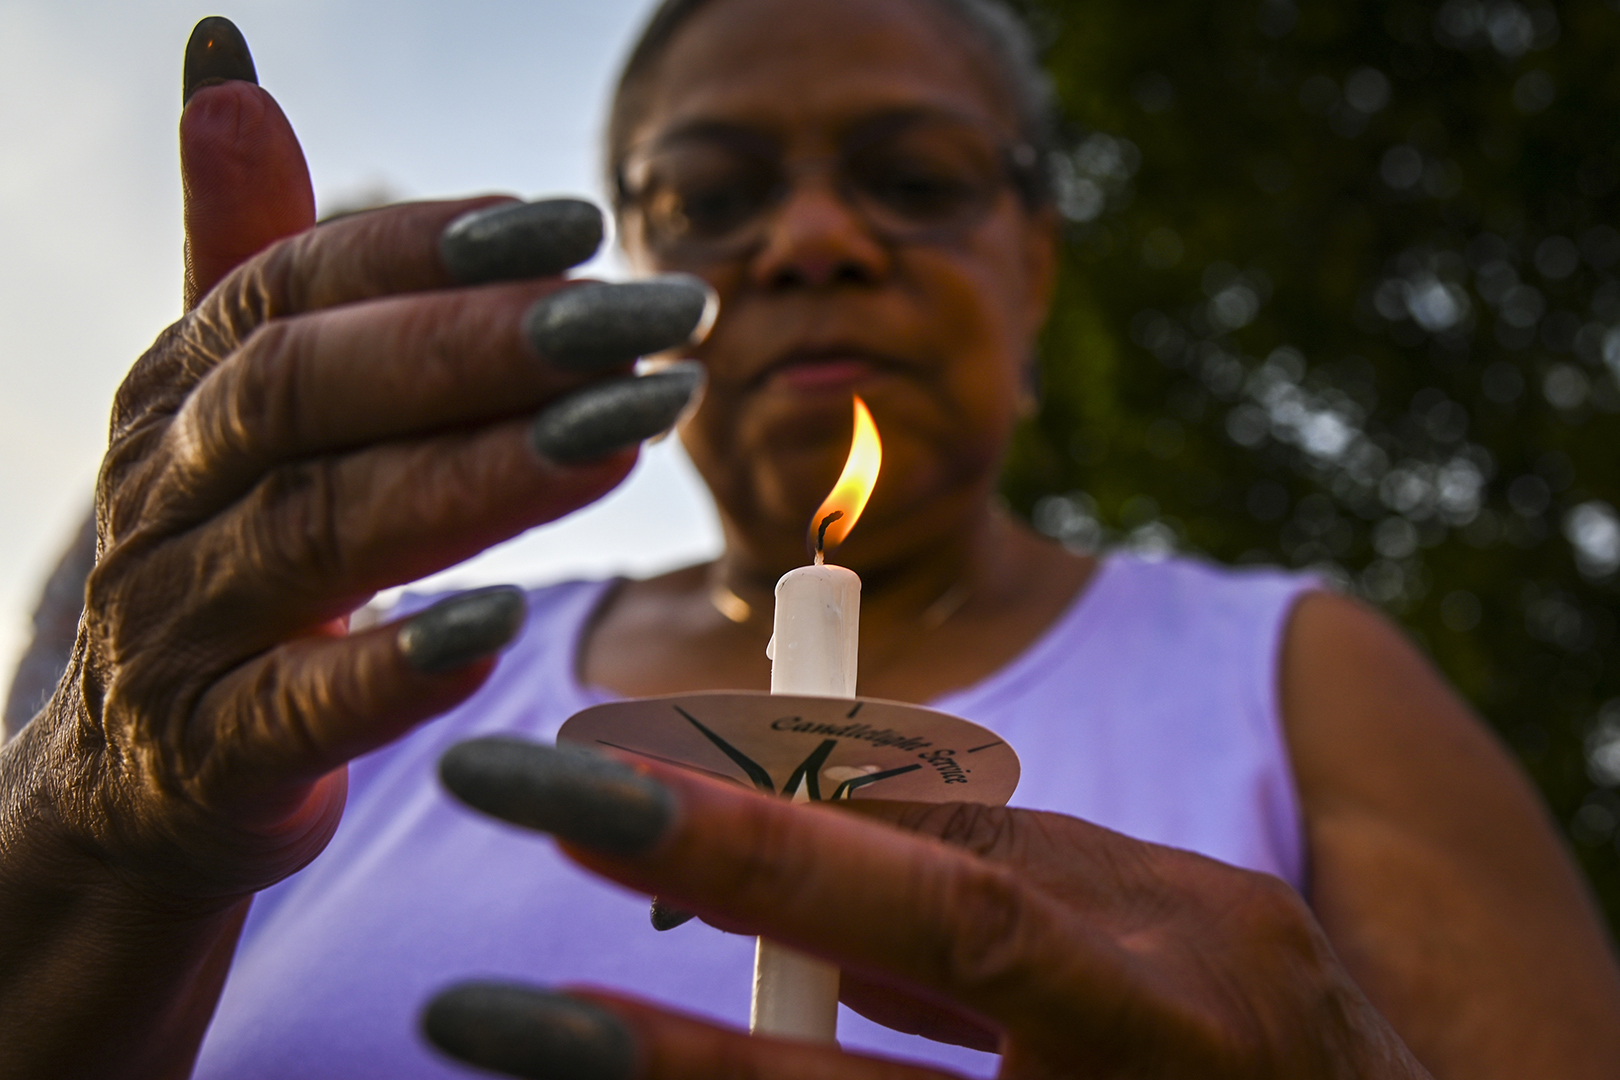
left=629, top=0, right=1018, bottom=143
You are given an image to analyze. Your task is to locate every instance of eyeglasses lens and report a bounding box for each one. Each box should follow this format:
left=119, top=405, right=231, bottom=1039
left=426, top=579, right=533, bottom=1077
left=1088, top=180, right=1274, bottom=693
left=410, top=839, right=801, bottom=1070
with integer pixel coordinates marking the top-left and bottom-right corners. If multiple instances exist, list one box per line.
left=624, top=117, right=1008, bottom=261
left=844, top=120, right=999, bottom=235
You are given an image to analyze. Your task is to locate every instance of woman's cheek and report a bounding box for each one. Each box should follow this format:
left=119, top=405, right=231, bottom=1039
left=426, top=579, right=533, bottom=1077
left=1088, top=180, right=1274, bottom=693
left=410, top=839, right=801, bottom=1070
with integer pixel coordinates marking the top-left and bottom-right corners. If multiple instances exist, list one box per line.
left=921, top=275, right=1029, bottom=435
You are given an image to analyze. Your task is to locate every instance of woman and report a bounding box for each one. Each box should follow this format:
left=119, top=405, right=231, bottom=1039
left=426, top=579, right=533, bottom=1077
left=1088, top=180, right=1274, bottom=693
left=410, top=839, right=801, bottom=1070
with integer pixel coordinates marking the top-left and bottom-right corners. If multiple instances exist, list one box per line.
left=2, top=1, right=1617, bottom=1077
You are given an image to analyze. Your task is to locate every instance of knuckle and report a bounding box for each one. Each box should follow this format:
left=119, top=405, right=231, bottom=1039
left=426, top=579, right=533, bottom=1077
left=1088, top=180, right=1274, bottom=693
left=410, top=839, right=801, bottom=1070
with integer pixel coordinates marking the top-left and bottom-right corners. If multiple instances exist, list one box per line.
left=934, top=861, right=1043, bottom=995
left=255, top=231, right=316, bottom=316
left=241, top=647, right=329, bottom=769
left=163, top=321, right=302, bottom=501
left=98, top=419, right=167, bottom=513
left=927, top=802, right=1020, bottom=858
left=219, top=320, right=306, bottom=459
left=109, top=324, right=192, bottom=433
left=1214, top=870, right=1337, bottom=984
left=245, top=456, right=351, bottom=590
left=117, top=291, right=267, bottom=439
left=1233, top=872, right=1314, bottom=942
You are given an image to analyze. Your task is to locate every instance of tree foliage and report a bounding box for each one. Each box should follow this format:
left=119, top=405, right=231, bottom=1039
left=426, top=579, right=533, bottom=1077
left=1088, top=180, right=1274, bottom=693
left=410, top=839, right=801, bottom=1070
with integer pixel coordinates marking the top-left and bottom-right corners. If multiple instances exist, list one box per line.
left=1005, top=0, right=1620, bottom=928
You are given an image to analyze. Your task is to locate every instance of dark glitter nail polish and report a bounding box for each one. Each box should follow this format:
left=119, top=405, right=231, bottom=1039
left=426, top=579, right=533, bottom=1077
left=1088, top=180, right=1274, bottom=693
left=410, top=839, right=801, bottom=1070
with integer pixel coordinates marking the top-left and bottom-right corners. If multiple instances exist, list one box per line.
left=183, top=17, right=258, bottom=105
left=423, top=983, right=635, bottom=1080
left=397, top=586, right=527, bottom=675
left=649, top=897, right=695, bottom=931
left=524, top=275, right=716, bottom=372
left=439, top=739, right=675, bottom=856
left=440, top=200, right=604, bottom=285
left=530, top=362, right=704, bottom=465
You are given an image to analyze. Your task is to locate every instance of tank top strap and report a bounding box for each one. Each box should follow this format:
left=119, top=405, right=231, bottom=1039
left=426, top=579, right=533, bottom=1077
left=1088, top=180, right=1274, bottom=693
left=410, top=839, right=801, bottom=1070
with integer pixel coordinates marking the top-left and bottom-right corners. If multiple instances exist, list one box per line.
left=935, top=553, right=1322, bottom=892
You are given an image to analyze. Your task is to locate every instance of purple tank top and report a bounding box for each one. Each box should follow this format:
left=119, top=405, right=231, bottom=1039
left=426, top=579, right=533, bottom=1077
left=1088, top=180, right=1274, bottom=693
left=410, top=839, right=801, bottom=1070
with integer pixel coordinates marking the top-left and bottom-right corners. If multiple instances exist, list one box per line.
left=192, top=555, right=1316, bottom=1079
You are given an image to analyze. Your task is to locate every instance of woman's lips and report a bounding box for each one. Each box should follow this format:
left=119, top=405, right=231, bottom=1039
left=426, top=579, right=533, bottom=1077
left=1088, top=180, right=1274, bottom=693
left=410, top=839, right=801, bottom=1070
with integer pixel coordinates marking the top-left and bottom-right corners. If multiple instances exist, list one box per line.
left=768, top=357, right=877, bottom=392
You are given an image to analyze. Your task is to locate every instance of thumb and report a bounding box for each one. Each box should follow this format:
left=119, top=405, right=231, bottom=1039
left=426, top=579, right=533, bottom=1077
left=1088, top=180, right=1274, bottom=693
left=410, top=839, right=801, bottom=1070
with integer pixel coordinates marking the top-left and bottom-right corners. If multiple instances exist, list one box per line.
left=180, top=16, right=315, bottom=310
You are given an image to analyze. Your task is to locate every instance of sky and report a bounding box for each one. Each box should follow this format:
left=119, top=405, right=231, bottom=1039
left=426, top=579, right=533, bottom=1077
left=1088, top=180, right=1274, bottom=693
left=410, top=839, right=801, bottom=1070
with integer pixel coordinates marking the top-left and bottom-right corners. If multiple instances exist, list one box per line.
left=0, top=0, right=724, bottom=679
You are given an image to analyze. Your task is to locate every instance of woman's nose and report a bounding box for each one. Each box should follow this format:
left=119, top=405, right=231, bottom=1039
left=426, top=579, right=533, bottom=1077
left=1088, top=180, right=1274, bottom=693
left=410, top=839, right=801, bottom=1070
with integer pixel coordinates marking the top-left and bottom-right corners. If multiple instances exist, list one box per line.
left=746, top=177, right=892, bottom=290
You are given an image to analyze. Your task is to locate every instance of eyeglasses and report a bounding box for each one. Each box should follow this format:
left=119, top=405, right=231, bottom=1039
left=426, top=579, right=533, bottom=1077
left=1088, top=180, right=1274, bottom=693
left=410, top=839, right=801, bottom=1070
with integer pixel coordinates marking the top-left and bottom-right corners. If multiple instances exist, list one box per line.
left=615, top=111, right=1041, bottom=264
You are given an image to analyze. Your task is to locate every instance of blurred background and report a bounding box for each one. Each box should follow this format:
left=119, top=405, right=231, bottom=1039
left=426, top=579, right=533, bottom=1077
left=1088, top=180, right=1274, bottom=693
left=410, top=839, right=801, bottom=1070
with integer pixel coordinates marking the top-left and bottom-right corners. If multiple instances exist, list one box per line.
left=1002, top=0, right=1620, bottom=928
left=3, top=0, right=1619, bottom=927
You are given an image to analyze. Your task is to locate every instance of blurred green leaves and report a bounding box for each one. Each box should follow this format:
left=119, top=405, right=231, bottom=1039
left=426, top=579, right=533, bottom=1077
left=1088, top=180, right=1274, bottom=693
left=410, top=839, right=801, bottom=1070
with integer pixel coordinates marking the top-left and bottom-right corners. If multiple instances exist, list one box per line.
left=1007, top=0, right=1620, bottom=926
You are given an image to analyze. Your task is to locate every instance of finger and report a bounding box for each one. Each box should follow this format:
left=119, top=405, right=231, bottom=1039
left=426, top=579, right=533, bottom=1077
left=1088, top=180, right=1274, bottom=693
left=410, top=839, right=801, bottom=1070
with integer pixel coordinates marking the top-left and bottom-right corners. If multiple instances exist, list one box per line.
left=110, top=365, right=700, bottom=675
left=587, top=990, right=967, bottom=1080
left=421, top=982, right=965, bottom=1080
left=190, top=586, right=528, bottom=819
left=157, top=275, right=712, bottom=519
left=647, top=891, right=995, bottom=1048
left=220, top=194, right=604, bottom=321
left=643, top=891, right=993, bottom=1049
left=181, top=18, right=315, bottom=309
left=107, top=196, right=491, bottom=443
left=435, top=743, right=1133, bottom=1047
left=109, top=413, right=637, bottom=663
left=841, top=799, right=1143, bottom=908
left=107, top=195, right=608, bottom=448
left=838, top=972, right=1001, bottom=1053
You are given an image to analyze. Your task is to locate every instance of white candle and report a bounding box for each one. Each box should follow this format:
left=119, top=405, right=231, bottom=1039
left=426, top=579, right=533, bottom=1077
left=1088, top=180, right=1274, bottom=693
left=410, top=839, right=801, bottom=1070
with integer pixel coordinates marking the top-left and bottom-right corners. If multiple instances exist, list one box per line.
left=750, top=396, right=879, bottom=1044
left=752, top=559, right=859, bottom=1041
left=768, top=562, right=860, bottom=698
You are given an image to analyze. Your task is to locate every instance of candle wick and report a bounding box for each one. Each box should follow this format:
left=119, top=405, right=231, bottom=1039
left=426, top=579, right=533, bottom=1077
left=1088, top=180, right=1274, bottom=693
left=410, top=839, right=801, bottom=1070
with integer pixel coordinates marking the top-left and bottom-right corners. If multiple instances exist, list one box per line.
left=814, top=550, right=824, bottom=566
left=814, top=511, right=843, bottom=559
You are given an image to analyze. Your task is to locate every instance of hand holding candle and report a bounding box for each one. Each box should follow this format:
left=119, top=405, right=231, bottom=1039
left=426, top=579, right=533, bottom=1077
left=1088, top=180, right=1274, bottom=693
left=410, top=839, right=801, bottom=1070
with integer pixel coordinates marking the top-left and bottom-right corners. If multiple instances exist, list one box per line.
left=553, top=396, right=1017, bottom=1047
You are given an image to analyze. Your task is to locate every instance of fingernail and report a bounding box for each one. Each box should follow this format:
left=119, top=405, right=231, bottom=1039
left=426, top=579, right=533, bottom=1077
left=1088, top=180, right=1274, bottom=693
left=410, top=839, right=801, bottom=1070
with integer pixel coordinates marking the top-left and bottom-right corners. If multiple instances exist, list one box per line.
left=649, top=897, right=695, bottom=931
left=423, top=983, right=635, bottom=1080
left=439, top=738, right=675, bottom=856
left=524, top=275, right=717, bottom=372
left=398, top=586, right=527, bottom=674
left=440, top=200, right=604, bottom=285
left=530, top=362, right=704, bottom=465
left=183, top=17, right=258, bottom=105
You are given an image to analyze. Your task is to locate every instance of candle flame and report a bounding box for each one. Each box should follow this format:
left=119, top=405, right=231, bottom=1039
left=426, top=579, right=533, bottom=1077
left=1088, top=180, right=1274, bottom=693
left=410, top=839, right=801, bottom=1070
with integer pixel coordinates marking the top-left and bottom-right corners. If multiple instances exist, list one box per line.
left=810, top=397, right=882, bottom=558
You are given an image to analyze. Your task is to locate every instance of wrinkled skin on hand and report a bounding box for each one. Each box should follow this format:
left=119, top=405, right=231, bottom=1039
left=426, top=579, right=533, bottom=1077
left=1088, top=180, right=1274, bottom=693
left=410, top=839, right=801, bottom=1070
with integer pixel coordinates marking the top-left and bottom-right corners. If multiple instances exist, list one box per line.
left=441, top=752, right=1434, bottom=1079
left=834, top=800, right=1425, bottom=1078
left=0, top=75, right=703, bottom=1079
left=6, top=199, right=635, bottom=912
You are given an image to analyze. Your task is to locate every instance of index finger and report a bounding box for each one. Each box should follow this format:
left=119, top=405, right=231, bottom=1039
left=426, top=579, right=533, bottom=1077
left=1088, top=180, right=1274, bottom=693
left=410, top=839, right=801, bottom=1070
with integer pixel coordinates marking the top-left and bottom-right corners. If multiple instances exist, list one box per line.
left=111, top=194, right=604, bottom=437
left=437, top=740, right=1148, bottom=1054
left=207, top=194, right=603, bottom=324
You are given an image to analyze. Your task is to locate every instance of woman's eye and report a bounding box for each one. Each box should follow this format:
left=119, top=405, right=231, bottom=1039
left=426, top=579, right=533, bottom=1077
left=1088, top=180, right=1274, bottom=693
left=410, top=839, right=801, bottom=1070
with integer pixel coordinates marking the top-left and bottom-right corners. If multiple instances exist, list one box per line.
left=637, top=146, right=778, bottom=241
left=676, top=181, right=769, bottom=235
left=860, top=164, right=977, bottom=222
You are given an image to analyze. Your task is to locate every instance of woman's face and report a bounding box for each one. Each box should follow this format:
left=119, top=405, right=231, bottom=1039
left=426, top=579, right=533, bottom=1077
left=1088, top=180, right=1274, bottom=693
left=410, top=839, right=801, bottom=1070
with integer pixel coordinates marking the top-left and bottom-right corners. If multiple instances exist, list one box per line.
left=618, top=0, right=1056, bottom=560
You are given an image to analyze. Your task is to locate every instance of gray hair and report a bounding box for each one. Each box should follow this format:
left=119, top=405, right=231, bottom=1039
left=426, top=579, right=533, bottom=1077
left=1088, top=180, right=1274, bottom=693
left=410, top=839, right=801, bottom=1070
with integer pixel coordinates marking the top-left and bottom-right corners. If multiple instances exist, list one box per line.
left=606, top=0, right=1057, bottom=208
